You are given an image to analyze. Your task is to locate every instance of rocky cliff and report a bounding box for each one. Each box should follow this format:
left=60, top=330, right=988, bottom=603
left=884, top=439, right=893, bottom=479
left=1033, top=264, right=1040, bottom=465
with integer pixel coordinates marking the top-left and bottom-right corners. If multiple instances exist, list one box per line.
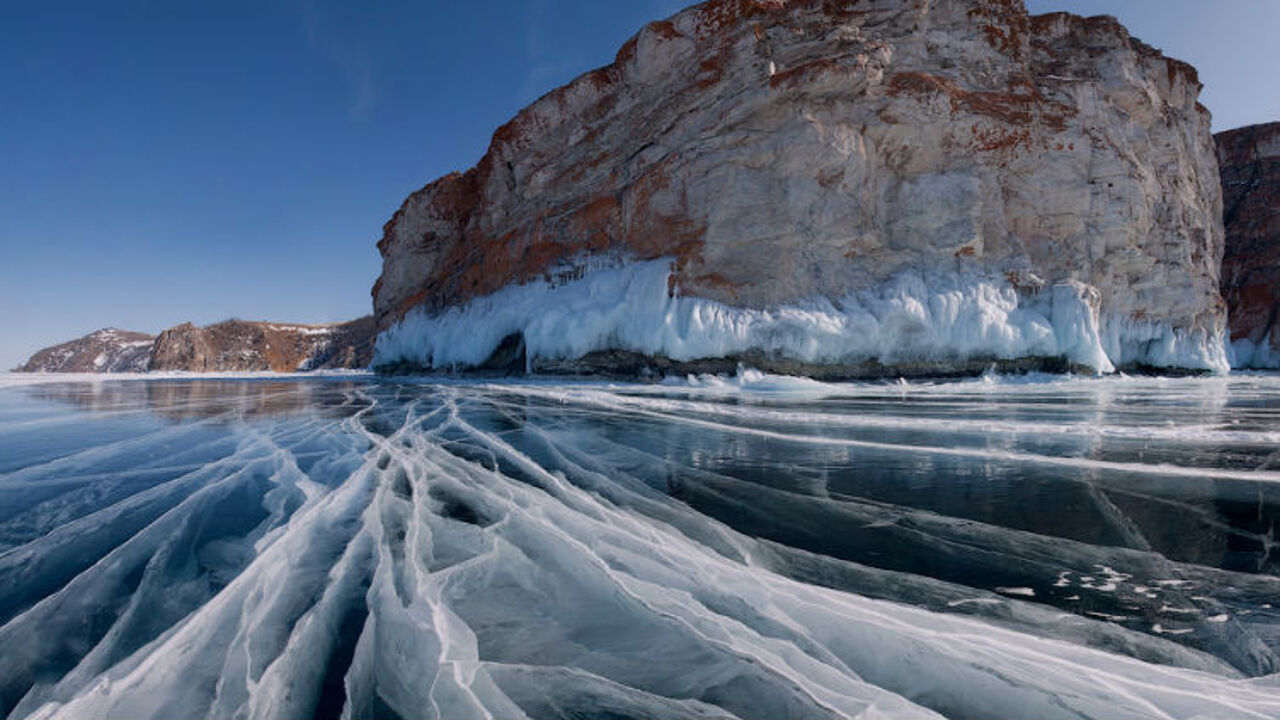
left=1217, top=122, right=1280, bottom=369
left=149, top=318, right=375, bottom=373
left=15, top=329, right=154, bottom=373
left=373, top=0, right=1229, bottom=376
left=16, top=317, right=376, bottom=373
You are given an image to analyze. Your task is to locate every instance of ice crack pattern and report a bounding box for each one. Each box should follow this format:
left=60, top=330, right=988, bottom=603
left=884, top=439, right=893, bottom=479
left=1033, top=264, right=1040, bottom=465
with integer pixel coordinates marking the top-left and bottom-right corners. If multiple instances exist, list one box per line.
left=1, top=372, right=1279, bottom=719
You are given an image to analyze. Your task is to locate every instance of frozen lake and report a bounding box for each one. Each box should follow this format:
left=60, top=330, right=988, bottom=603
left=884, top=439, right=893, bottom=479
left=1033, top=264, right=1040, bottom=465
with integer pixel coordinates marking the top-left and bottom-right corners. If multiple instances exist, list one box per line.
left=1, top=371, right=1279, bottom=719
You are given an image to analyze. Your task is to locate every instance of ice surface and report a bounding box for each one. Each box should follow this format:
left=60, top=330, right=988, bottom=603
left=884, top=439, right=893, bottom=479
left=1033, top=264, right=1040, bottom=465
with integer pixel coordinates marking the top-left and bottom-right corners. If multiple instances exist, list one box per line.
left=0, top=374, right=1278, bottom=719
left=373, top=258, right=1231, bottom=374
left=0, top=370, right=373, bottom=387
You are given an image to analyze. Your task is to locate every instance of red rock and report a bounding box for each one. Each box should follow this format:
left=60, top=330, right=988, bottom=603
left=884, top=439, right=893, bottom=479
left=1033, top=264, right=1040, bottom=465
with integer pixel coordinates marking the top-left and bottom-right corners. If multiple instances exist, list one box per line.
left=1217, top=122, right=1280, bottom=367
left=149, top=317, right=375, bottom=372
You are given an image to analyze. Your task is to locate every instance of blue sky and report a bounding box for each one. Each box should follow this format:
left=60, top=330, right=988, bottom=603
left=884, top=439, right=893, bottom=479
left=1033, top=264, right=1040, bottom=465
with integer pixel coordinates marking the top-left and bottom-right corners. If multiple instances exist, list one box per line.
left=2, top=0, right=1277, bottom=369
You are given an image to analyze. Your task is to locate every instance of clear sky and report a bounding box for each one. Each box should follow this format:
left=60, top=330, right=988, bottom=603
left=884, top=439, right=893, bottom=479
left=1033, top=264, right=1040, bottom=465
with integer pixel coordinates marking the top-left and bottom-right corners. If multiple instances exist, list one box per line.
left=2, top=0, right=1277, bottom=369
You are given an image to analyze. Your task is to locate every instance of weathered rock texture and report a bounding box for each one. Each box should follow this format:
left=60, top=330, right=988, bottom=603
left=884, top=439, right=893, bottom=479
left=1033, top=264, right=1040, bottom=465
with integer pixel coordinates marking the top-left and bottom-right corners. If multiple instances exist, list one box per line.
left=149, top=318, right=375, bottom=372
left=374, top=0, right=1227, bottom=374
left=1217, top=122, right=1280, bottom=368
left=16, top=318, right=376, bottom=374
left=15, top=329, right=154, bottom=373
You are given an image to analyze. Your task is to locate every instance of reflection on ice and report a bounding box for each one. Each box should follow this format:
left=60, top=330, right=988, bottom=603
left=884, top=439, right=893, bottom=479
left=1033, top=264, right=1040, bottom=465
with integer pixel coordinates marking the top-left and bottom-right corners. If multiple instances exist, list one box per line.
left=0, top=372, right=1279, bottom=719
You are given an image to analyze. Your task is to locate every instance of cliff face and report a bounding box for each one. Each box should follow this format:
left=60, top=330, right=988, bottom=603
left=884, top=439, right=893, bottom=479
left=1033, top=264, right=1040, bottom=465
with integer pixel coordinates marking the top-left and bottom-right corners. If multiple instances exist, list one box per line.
left=15, top=329, right=154, bottom=373
left=1217, top=122, right=1280, bottom=369
left=16, top=318, right=376, bottom=374
left=149, top=318, right=376, bottom=372
left=374, top=0, right=1229, bottom=375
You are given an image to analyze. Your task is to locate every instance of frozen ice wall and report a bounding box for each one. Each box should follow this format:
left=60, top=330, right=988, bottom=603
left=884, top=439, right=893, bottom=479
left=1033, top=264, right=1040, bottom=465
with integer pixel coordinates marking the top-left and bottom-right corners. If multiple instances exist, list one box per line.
left=1233, top=334, right=1280, bottom=370
left=374, top=259, right=1230, bottom=374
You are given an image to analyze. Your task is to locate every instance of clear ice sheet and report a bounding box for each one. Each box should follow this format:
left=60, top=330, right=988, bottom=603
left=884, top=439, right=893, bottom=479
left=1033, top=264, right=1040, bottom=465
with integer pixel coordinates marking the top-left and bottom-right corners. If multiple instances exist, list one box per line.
left=0, top=372, right=1278, bottom=719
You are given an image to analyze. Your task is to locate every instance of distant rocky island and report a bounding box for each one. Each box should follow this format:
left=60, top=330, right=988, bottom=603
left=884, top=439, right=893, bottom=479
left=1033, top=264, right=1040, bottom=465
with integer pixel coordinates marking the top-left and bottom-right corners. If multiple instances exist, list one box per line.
left=17, top=329, right=156, bottom=373
left=15, top=0, right=1280, bottom=377
left=16, top=318, right=373, bottom=373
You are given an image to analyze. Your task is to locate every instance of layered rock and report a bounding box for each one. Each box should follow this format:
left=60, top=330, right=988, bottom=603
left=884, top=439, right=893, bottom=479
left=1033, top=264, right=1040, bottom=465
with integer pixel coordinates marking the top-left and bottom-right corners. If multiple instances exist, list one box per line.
left=149, top=317, right=375, bottom=372
left=16, top=318, right=376, bottom=374
left=15, top=329, right=154, bottom=373
left=373, top=0, right=1228, bottom=376
left=1217, top=122, right=1280, bottom=369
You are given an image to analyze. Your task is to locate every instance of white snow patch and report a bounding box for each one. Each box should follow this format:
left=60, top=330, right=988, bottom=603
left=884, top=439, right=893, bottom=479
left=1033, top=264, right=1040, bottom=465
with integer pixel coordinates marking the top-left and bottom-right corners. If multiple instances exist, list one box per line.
left=373, top=258, right=1214, bottom=374
left=1151, top=624, right=1194, bottom=636
left=666, top=367, right=833, bottom=399
left=994, top=587, right=1036, bottom=597
left=267, top=325, right=333, bottom=336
